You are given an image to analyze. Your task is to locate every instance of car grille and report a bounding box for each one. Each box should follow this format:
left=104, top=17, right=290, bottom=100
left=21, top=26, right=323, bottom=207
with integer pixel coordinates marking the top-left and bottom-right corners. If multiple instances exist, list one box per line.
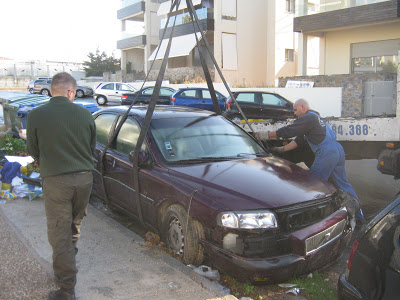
left=305, top=219, right=346, bottom=255
left=275, top=197, right=340, bottom=232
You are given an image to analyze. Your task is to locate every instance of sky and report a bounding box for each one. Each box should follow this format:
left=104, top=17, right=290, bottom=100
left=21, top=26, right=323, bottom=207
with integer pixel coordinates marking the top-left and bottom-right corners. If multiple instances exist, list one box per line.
left=0, top=0, right=121, bottom=63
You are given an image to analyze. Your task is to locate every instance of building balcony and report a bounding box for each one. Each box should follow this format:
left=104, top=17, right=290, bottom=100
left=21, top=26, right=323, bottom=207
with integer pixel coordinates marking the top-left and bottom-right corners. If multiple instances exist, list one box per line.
left=159, top=7, right=214, bottom=38
left=117, top=33, right=146, bottom=50
left=118, top=0, right=145, bottom=21
left=294, top=0, right=400, bottom=32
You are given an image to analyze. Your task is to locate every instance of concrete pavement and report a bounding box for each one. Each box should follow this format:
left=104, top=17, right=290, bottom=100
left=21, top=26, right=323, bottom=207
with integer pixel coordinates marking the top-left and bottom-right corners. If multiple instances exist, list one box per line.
left=0, top=197, right=232, bottom=300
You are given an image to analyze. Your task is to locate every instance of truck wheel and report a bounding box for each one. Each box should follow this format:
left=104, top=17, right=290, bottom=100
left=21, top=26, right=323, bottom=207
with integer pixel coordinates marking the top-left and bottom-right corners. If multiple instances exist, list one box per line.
left=162, top=204, right=204, bottom=265
left=96, top=95, right=107, bottom=105
left=41, top=89, right=50, bottom=96
left=76, top=90, right=84, bottom=98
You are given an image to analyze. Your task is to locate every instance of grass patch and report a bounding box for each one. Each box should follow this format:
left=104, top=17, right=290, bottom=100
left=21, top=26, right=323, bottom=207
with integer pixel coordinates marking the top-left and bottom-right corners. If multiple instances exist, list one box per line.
left=290, top=272, right=337, bottom=300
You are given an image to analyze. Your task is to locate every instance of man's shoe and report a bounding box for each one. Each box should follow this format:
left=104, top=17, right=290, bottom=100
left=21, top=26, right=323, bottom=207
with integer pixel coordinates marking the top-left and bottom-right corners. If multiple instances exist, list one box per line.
left=49, top=288, right=76, bottom=300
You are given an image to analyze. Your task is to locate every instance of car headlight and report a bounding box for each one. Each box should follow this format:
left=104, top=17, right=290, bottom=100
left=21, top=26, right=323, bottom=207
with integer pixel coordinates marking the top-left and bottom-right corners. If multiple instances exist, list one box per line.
left=217, top=210, right=278, bottom=229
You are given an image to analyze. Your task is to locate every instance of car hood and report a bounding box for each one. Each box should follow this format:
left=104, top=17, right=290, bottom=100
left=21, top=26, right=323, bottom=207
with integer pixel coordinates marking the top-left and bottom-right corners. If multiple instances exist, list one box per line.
left=167, top=156, right=335, bottom=210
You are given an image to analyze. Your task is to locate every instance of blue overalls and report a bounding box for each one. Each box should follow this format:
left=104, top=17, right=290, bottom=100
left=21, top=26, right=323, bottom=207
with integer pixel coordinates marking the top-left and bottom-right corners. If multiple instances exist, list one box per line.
left=305, top=112, right=364, bottom=221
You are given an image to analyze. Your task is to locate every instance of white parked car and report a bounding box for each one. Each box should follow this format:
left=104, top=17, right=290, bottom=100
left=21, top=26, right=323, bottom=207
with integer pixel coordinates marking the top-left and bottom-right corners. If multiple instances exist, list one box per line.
left=27, top=78, right=52, bottom=93
left=94, top=82, right=136, bottom=105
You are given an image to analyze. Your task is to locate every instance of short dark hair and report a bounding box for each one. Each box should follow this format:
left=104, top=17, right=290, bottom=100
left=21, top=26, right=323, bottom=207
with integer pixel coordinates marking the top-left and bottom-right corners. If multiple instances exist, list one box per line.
left=51, top=72, right=76, bottom=94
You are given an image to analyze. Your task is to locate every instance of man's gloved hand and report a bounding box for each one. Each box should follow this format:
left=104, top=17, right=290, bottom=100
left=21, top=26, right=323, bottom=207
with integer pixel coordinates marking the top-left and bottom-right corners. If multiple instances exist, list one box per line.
left=270, top=146, right=285, bottom=154
left=254, top=131, right=270, bottom=141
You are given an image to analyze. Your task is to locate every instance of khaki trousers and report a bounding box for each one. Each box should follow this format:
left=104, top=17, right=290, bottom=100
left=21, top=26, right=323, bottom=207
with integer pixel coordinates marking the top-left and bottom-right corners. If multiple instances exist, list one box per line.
left=43, top=172, right=93, bottom=290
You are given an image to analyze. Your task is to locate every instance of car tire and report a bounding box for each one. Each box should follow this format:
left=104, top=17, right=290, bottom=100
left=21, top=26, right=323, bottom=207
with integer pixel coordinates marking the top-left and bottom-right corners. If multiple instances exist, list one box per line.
left=230, top=115, right=243, bottom=123
left=136, top=101, right=146, bottom=106
left=162, top=204, right=204, bottom=265
left=29, top=88, right=33, bottom=94
left=76, top=90, right=84, bottom=98
left=41, top=89, right=50, bottom=96
left=96, top=95, right=107, bottom=105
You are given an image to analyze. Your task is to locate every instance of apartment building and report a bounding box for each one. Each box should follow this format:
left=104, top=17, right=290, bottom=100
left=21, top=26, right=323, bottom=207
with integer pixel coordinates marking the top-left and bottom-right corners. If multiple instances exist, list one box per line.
left=117, top=0, right=298, bottom=86
left=293, top=0, right=400, bottom=75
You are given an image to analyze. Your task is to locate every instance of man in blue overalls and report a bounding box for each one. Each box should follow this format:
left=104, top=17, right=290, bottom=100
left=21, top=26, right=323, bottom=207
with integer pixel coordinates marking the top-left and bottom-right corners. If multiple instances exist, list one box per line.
left=255, top=98, right=364, bottom=224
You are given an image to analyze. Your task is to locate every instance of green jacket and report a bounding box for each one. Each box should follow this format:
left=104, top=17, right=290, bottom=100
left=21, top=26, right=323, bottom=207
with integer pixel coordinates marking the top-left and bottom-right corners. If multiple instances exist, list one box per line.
left=26, top=96, right=96, bottom=178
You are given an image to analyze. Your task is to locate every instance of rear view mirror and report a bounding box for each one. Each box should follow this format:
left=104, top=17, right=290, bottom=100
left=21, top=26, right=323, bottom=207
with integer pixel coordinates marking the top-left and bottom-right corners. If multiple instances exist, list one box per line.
left=129, top=151, right=152, bottom=168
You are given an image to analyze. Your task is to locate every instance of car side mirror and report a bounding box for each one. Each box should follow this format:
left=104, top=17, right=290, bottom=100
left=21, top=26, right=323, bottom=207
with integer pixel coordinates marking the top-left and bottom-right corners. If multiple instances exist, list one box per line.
left=129, top=150, right=152, bottom=168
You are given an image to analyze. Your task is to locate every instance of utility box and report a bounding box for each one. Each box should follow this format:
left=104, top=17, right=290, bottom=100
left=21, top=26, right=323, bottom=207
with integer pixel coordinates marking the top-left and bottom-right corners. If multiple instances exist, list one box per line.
left=364, top=81, right=396, bottom=116
left=1, top=95, right=51, bottom=132
left=17, top=102, right=100, bottom=132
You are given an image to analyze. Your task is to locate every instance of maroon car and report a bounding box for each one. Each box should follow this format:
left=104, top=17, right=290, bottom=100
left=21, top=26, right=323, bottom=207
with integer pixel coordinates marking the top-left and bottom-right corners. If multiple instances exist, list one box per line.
left=91, top=106, right=353, bottom=282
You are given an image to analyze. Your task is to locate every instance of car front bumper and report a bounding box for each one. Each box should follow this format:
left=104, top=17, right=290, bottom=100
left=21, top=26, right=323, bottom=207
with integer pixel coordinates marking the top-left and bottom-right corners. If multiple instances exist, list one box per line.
left=202, top=209, right=352, bottom=282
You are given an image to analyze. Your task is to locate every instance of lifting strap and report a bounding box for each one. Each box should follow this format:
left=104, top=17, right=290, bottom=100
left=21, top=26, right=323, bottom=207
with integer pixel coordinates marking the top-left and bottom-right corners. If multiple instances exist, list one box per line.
left=100, top=0, right=180, bottom=225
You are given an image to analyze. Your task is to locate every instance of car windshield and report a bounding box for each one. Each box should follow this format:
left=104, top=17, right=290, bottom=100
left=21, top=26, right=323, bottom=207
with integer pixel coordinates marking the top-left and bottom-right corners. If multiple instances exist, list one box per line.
left=150, top=115, right=267, bottom=162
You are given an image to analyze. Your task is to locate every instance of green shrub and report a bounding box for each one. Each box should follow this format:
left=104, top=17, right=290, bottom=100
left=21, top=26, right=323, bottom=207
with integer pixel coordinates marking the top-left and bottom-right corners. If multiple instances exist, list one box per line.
left=0, top=135, right=26, bottom=155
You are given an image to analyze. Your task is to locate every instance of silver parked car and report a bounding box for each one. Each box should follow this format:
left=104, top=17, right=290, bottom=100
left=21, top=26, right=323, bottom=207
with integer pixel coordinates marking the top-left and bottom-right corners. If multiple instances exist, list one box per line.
left=32, top=80, right=93, bottom=98
left=27, top=78, right=51, bottom=93
left=94, top=82, right=136, bottom=105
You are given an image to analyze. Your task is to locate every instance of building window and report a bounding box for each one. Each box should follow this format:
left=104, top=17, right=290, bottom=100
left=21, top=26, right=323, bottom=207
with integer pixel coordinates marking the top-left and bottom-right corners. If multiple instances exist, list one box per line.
left=222, top=33, right=238, bottom=70
left=351, top=39, right=400, bottom=73
left=285, top=0, right=295, bottom=13
left=222, top=0, right=237, bottom=20
left=285, top=49, right=294, bottom=62
left=352, top=56, right=398, bottom=74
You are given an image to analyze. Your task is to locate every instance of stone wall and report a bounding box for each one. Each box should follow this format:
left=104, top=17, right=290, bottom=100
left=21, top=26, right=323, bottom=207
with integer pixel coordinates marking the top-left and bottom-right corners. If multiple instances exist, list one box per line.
left=147, top=67, right=215, bottom=83
left=279, top=73, right=397, bottom=117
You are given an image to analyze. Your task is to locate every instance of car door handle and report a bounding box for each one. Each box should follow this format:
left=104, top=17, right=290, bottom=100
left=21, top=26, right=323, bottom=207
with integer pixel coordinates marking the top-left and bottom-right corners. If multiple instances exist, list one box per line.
left=201, top=101, right=206, bottom=103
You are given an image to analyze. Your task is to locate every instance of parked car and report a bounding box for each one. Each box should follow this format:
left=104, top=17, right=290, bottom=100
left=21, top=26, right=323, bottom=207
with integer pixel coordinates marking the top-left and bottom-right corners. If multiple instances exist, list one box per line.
left=91, top=105, right=353, bottom=282
left=121, top=86, right=176, bottom=106
left=27, top=79, right=48, bottom=93
left=224, top=91, right=294, bottom=123
left=338, top=194, right=400, bottom=299
left=94, top=82, right=136, bottom=105
left=170, top=88, right=226, bottom=112
left=32, top=80, right=93, bottom=98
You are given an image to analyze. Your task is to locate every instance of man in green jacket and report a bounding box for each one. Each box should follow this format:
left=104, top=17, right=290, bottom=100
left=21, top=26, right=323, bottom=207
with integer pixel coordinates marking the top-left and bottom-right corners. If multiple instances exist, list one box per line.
left=27, top=72, right=96, bottom=300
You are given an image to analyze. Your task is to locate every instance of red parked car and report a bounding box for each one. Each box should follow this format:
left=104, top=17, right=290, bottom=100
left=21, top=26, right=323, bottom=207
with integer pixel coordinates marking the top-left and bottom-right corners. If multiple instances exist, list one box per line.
left=91, top=105, right=353, bottom=282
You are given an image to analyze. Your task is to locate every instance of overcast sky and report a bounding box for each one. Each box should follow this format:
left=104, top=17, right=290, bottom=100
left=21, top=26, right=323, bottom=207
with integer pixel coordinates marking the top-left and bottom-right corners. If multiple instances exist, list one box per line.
left=0, top=0, right=121, bottom=62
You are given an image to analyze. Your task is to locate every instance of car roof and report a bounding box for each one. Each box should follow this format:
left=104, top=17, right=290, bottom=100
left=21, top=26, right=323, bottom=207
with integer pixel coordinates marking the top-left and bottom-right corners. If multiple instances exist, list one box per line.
left=94, top=105, right=214, bottom=119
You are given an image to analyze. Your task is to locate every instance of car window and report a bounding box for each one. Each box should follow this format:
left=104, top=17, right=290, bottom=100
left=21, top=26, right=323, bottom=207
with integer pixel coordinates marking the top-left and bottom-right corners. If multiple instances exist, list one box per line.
left=262, top=94, right=286, bottom=106
left=160, top=88, right=175, bottom=97
left=202, top=90, right=225, bottom=101
left=179, top=90, right=197, bottom=98
left=95, top=113, right=118, bottom=145
left=114, top=118, right=147, bottom=155
left=102, top=83, right=114, bottom=90
left=117, top=83, right=133, bottom=91
left=142, top=87, right=154, bottom=95
left=235, top=93, right=256, bottom=103
left=150, top=116, right=265, bottom=162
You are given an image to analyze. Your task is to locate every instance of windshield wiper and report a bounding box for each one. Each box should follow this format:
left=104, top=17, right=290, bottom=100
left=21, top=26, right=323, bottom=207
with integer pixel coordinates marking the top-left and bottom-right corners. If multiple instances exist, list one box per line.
left=237, top=152, right=269, bottom=158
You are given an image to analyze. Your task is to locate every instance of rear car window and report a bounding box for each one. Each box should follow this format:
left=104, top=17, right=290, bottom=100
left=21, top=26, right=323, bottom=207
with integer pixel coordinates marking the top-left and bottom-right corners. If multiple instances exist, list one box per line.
left=262, top=94, right=286, bottom=106
left=236, top=93, right=256, bottom=103
left=117, top=83, right=132, bottom=91
left=160, top=88, right=174, bottom=96
left=94, top=113, right=117, bottom=145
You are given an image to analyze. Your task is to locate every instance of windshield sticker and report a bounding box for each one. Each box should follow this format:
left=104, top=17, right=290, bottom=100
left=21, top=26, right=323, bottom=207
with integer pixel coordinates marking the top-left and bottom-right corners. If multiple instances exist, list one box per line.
left=164, top=141, right=175, bottom=157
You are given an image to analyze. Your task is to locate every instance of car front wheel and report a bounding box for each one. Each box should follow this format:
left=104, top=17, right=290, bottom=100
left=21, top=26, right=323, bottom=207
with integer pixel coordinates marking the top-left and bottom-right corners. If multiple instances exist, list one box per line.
left=76, top=90, right=84, bottom=98
left=96, top=95, right=107, bottom=105
left=162, top=204, right=204, bottom=265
